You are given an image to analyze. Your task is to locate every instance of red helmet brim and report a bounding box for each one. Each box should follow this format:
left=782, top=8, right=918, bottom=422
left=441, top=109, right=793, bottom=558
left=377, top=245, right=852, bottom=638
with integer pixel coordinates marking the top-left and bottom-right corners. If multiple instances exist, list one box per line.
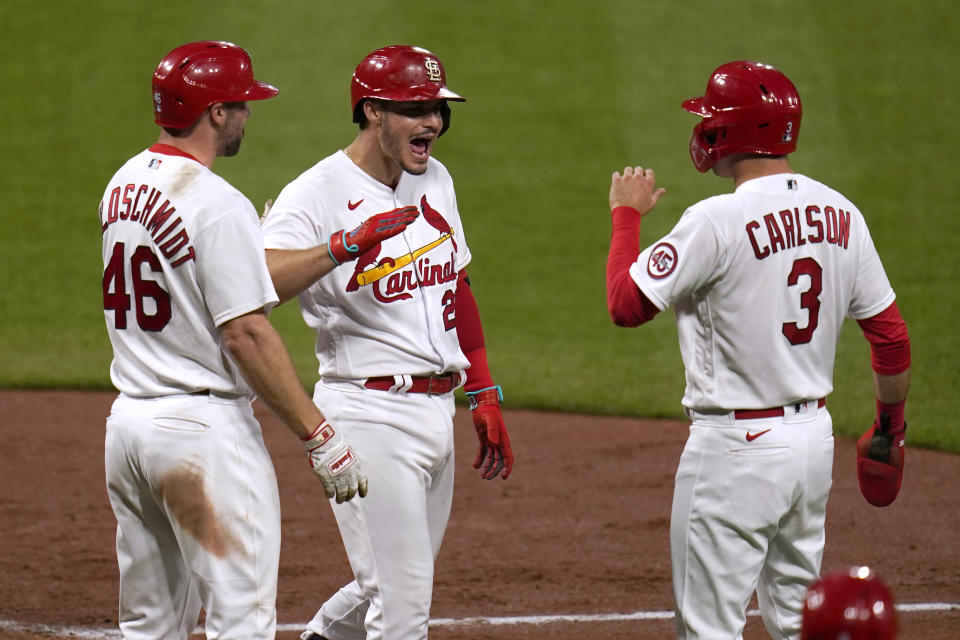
left=682, top=96, right=711, bottom=117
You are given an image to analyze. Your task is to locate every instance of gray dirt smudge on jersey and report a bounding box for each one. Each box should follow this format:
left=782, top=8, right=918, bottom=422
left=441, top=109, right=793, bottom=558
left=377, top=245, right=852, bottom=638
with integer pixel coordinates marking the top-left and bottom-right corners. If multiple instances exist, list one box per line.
left=168, top=163, right=202, bottom=199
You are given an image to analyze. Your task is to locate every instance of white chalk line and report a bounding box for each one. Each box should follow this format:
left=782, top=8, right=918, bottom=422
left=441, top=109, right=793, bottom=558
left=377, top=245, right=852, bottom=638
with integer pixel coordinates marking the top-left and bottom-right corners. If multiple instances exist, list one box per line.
left=2, top=603, right=958, bottom=637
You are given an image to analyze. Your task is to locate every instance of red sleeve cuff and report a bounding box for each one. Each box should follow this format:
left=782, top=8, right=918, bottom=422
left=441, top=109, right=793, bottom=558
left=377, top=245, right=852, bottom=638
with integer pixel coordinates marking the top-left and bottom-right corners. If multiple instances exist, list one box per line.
left=857, top=302, right=911, bottom=375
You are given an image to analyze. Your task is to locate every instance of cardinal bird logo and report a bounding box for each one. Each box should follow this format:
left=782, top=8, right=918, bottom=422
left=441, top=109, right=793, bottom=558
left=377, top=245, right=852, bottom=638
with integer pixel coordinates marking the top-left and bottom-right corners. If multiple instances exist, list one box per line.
left=420, top=195, right=457, bottom=252
left=345, top=195, right=458, bottom=303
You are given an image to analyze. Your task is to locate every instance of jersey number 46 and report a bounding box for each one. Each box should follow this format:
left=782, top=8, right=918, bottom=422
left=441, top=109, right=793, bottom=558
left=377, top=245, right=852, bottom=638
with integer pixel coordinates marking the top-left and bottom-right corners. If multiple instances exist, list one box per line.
left=102, top=242, right=171, bottom=331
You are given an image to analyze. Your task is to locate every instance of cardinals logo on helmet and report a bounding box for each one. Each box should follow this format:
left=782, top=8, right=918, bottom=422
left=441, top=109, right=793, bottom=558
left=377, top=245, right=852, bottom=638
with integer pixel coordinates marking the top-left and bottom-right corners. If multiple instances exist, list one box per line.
left=424, top=59, right=443, bottom=83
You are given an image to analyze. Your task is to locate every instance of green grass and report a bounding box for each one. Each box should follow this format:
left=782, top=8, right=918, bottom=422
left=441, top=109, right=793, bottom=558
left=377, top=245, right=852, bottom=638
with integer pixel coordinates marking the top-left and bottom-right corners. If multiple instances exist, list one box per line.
left=1, top=1, right=957, bottom=452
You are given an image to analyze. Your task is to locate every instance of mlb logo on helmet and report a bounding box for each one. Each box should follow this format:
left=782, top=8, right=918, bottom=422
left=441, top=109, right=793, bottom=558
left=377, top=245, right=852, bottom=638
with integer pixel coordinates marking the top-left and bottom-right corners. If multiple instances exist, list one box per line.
left=782, top=120, right=795, bottom=143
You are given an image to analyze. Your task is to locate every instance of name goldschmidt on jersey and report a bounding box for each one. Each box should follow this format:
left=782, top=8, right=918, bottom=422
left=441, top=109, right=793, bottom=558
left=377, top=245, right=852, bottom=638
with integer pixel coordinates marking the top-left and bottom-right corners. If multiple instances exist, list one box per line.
left=99, top=182, right=196, bottom=269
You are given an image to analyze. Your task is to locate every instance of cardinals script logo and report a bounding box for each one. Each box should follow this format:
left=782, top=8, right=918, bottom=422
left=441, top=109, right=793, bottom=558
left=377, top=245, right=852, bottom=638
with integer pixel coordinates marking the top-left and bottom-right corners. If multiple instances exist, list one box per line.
left=647, top=242, right=678, bottom=279
left=346, top=195, right=458, bottom=303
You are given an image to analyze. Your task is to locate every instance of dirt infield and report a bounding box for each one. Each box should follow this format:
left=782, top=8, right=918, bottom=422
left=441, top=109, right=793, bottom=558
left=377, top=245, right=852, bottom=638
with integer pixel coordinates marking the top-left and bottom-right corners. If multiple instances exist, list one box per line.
left=1, top=390, right=958, bottom=639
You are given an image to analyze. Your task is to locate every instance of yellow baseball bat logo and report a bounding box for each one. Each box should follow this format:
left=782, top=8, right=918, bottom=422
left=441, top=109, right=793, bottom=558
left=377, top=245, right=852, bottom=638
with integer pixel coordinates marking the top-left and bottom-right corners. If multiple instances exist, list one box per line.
left=356, top=234, right=451, bottom=287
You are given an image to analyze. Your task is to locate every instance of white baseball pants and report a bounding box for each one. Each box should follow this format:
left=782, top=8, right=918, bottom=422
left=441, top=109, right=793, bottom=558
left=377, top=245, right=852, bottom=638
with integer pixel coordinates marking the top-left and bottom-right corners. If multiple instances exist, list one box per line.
left=105, top=393, right=281, bottom=640
left=671, top=402, right=834, bottom=640
left=303, top=379, right=456, bottom=640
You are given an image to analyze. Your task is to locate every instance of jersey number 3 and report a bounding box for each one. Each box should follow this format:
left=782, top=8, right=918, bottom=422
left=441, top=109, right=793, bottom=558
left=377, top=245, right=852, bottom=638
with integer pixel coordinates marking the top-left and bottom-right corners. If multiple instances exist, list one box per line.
left=103, top=242, right=172, bottom=331
left=782, top=257, right=822, bottom=345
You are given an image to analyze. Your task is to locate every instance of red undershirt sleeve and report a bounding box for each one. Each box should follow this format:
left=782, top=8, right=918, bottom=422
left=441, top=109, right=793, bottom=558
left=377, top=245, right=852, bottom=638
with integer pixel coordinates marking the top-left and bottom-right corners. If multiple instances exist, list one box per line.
left=856, top=301, right=911, bottom=375
left=455, top=270, right=496, bottom=392
left=606, top=206, right=660, bottom=327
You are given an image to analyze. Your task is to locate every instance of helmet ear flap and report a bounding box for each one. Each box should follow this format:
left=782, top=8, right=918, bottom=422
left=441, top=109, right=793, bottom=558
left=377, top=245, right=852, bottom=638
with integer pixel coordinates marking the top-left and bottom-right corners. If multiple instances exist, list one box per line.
left=689, top=120, right=721, bottom=173
left=438, top=101, right=452, bottom=136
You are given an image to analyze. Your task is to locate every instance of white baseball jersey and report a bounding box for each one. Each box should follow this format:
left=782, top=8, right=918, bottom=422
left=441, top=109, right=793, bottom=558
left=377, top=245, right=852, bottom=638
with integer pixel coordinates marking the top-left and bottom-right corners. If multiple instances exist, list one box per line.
left=99, top=145, right=279, bottom=397
left=261, top=150, right=471, bottom=378
left=100, top=144, right=284, bottom=639
left=631, top=173, right=895, bottom=411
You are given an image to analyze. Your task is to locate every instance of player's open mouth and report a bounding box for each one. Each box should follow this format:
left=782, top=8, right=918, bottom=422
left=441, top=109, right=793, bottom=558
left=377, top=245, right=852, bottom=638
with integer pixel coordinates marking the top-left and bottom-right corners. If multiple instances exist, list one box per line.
left=410, top=137, right=431, bottom=160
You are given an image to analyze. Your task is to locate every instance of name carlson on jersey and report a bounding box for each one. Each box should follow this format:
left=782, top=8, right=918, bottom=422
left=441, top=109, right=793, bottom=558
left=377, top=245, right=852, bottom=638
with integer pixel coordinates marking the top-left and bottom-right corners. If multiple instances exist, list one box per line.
left=100, top=183, right=195, bottom=268
left=746, top=205, right=850, bottom=260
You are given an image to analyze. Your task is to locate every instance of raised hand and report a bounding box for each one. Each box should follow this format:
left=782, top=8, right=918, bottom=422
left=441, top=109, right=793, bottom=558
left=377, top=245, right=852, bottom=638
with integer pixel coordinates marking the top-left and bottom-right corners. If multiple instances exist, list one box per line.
left=609, top=166, right=666, bottom=216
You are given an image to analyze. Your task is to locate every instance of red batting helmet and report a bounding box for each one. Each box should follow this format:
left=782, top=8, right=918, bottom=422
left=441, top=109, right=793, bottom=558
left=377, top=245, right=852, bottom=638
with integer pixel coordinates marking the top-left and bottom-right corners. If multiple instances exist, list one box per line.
left=801, top=567, right=898, bottom=639
left=152, top=41, right=279, bottom=129
left=350, top=45, right=465, bottom=135
left=682, top=61, right=802, bottom=172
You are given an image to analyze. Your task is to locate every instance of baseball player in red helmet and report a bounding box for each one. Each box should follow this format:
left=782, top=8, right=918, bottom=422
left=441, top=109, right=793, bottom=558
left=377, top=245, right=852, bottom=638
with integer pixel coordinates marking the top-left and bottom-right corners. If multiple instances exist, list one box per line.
left=802, top=566, right=898, bottom=639
left=261, top=45, right=514, bottom=640
left=603, top=61, right=911, bottom=638
left=100, top=41, right=366, bottom=639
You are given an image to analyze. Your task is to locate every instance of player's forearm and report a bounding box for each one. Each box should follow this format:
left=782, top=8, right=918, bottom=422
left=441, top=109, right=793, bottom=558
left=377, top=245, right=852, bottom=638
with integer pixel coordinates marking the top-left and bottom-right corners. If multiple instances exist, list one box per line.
left=607, top=207, right=659, bottom=327
left=222, top=311, right=324, bottom=439
left=875, top=369, right=910, bottom=404
left=856, top=302, right=910, bottom=404
left=265, top=248, right=338, bottom=304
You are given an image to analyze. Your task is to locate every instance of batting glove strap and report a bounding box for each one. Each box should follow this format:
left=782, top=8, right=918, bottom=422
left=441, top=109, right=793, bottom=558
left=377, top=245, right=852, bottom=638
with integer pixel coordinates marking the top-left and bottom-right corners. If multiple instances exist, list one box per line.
left=327, top=230, right=351, bottom=265
left=302, top=421, right=336, bottom=448
left=466, top=385, right=503, bottom=410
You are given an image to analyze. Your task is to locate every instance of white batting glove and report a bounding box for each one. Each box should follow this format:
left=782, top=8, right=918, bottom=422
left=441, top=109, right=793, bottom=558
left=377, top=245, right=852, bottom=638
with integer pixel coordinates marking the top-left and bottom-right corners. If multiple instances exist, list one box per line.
left=302, top=422, right=368, bottom=503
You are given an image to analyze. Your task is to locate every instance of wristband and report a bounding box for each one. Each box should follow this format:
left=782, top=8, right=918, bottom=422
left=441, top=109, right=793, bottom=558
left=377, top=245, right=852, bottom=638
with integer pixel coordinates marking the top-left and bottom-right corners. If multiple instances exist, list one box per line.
left=877, top=398, right=906, bottom=431
left=327, top=229, right=343, bottom=267
left=302, top=421, right=335, bottom=447
left=465, top=385, right=503, bottom=409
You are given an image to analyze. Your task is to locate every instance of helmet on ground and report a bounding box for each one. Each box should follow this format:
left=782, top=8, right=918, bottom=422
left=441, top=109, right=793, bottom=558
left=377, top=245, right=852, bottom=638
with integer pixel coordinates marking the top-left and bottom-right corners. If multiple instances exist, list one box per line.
left=801, top=566, right=898, bottom=639
left=350, top=45, right=465, bottom=135
left=682, top=60, right=801, bottom=172
left=153, top=41, right=279, bottom=129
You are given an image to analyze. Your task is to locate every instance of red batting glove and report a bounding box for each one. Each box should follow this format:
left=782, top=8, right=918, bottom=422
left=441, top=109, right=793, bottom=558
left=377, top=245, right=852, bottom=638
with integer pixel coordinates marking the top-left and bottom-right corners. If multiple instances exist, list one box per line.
left=466, top=386, right=514, bottom=480
left=328, top=206, right=419, bottom=264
